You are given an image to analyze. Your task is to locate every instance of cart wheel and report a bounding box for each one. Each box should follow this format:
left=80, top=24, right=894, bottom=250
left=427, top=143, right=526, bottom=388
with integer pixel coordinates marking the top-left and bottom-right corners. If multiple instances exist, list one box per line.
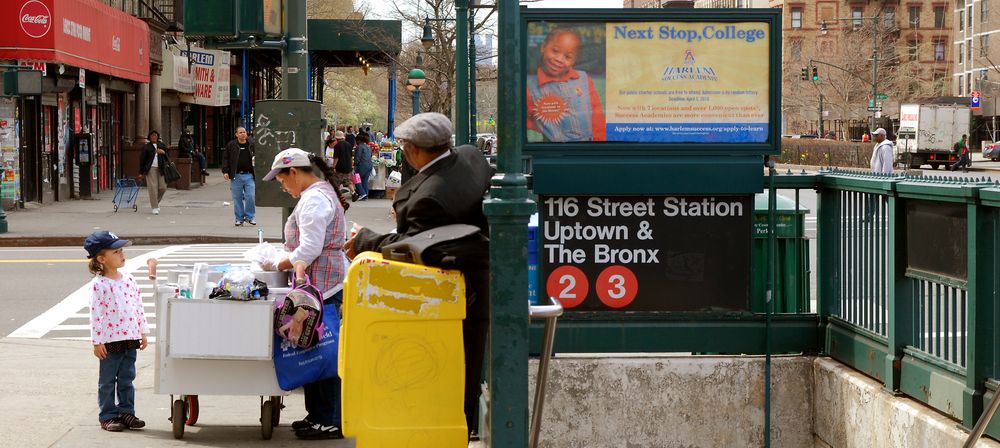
left=185, top=395, right=199, bottom=426
left=270, top=396, right=282, bottom=426
left=171, top=399, right=186, bottom=439
left=261, top=400, right=274, bottom=440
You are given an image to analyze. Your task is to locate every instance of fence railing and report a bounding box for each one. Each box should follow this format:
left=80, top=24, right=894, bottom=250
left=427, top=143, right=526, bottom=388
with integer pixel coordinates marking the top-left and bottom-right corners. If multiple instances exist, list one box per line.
left=817, top=168, right=998, bottom=435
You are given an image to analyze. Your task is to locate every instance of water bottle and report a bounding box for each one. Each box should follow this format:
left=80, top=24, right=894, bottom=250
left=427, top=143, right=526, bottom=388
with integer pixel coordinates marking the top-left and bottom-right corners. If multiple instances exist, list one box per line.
left=177, top=274, right=191, bottom=299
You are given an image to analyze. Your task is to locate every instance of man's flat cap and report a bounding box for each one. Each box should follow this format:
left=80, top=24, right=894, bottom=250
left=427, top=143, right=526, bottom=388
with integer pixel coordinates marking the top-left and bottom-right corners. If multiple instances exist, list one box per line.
left=395, top=112, right=453, bottom=148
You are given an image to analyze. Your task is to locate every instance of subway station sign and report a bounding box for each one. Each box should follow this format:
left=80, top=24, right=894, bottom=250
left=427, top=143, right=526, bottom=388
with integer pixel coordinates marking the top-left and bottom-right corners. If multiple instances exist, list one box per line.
left=539, top=195, right=751, bottom=312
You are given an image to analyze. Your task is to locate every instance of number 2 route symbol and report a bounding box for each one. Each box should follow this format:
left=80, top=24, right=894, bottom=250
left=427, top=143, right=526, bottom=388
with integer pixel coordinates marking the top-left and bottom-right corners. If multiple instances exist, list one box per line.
left=545, top=266, right=588, bottom=309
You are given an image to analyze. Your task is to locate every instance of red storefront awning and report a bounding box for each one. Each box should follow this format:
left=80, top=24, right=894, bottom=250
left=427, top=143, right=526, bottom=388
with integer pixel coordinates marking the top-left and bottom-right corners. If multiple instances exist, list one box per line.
left=0, top=0, right=150, bottom=83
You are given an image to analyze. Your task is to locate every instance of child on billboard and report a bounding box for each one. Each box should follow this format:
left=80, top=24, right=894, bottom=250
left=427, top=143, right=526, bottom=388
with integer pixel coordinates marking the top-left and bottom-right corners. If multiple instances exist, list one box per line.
left=527, top=27, right=607, bottom=142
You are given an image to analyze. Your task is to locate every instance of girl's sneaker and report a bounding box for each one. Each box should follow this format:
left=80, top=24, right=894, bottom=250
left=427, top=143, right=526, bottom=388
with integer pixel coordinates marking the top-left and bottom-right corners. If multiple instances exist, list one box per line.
left=100, top=419, right=125, bottom=432
left=118, top=413, right=146, bottom=429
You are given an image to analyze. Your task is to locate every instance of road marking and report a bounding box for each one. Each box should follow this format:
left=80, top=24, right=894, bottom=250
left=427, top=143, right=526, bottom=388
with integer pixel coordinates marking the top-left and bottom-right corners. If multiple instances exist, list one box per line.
left=7, top=245, right=183, bottom=339
left=0, top=259, right=87, bottom=263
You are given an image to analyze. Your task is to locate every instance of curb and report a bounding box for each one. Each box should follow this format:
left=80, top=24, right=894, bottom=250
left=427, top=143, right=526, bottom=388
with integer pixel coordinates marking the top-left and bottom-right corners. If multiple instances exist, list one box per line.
left=0, top=235, right=273, bottom=248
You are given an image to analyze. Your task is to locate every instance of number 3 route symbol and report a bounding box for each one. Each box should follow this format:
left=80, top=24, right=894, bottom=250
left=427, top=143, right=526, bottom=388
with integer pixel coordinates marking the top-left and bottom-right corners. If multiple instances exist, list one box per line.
left=596, top=265, right=638, bottom=309
left=545, top=266, right=588, bottom=309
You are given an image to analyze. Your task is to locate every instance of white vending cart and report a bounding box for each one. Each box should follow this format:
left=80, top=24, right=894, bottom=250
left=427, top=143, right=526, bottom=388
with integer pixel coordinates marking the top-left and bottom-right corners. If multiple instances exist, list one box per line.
left=154, top=283, right=290, bottom=440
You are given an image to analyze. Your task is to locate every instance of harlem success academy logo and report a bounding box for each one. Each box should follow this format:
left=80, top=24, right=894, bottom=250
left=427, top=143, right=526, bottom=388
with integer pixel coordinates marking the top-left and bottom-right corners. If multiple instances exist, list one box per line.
left=20, top=0, right=52, bottom=39
left=660, top=49, right=718, bottom=82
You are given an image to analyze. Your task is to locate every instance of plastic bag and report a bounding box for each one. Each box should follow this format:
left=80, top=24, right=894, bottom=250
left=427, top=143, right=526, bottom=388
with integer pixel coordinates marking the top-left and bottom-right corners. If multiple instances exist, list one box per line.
left=215, top=266, right=263, bottom=301
left=386, top=170, right=402, bottom=188
left=244, top=242, right=283, bottom=270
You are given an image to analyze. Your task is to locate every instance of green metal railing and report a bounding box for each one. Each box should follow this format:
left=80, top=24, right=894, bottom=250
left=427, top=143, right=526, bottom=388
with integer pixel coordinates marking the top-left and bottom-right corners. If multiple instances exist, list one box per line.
left=816, top=168, right=998, bottom=435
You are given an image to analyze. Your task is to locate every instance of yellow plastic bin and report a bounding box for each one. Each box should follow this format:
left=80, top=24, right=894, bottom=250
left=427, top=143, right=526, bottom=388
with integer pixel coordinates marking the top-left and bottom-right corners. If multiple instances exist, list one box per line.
left=340, top=252, right=468, bottom=447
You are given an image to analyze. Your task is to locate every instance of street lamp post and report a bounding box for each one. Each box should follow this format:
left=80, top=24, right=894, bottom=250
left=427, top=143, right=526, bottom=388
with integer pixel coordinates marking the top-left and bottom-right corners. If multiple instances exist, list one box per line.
left=820, top=14, right=883, bottom=131
left=407, top=68, right=426, bottom=117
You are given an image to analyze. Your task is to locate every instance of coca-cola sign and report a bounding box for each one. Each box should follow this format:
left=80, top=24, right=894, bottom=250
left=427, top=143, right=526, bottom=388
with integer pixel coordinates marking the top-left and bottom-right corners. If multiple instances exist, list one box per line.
left=19, top=1, right=51, bottom=39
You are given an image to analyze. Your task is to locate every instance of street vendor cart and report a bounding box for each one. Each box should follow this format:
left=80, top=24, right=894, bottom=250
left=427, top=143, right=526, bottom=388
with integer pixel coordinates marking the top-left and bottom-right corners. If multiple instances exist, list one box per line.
left=154, top=279, right=291, bottom=440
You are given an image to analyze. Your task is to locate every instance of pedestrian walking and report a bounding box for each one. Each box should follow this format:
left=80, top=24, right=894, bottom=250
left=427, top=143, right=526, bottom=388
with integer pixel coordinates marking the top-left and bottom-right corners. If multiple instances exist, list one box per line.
left=137, top=130, right=167, bottom=215
left=870, top=128, right=893, bottom=174
left=260, top=148, right=349, bottom=440
left=949, top=134, right=971, bottom=172
left=331, top=131, right=356, bottom=202
left=221, top=127, right=257, bottom=226
left=354, top=133, right=374, bottom=201
left=84, top=230, right=149, bottom=433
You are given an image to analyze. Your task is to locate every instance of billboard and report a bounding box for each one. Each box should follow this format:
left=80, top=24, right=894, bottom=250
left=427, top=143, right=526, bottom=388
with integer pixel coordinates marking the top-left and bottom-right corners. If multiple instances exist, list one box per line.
left=522, top=10, right=780, bottom=154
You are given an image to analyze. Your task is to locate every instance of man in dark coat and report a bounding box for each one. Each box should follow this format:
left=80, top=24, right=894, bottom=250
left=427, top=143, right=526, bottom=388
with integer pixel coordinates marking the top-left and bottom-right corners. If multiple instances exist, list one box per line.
left=221, top=126, right=257, bottom=226
left=345, top=112, right=492, bottom=437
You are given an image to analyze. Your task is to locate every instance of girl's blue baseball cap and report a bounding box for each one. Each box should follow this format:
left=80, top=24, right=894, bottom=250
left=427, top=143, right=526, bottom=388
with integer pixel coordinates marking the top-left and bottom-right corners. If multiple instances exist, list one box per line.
left=84, top=231, right=131, bottom=259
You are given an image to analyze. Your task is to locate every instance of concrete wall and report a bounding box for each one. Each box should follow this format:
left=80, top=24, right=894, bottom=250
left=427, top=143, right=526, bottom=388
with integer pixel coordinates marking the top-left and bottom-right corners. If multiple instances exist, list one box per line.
left=528, top=355, right=814, bottom=448
left=812, top=358, right=1000, bottom=448
left=527, top=355, right=1000, bottom=448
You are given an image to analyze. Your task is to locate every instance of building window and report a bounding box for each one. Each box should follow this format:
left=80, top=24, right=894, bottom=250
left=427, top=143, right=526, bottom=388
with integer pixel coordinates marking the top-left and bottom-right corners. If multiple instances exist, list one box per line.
left=968, top=38, right=973, bottom=60
left=960, top=9, right=966, bottom=30
left=983, top=0, right=989, bottom=22
left=969, top=6, right=974, bottom=27
left=968, top=74, right=973, bottom=94
left=909, top=6, right=921, bottom=28
left=935, top=41, right=946, bottom=61
left=982, top=34, right=990, bottom=56
left=935, top=6, right=946, bottom=27
left=791, top=8, right=802, bottom=29
left=908, top=41, right=920, bottom=61
left=884, top=8, right=896, bottom=28
left=959, top=42, right=965, bottom=63
left=959, top=74, right=964, bottom=95
left=853, top=7, right=864, bottom=29
left=789, top=39, right=802, bottom=61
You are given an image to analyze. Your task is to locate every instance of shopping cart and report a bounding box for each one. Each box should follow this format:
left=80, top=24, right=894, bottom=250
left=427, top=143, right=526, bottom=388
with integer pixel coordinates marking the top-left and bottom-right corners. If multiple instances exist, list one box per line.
left=112, top=177, right=139, bottom=212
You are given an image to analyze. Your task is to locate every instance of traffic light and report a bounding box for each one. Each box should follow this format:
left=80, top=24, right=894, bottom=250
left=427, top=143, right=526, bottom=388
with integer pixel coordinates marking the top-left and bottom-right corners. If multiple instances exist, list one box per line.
left=800, top=67, right=808, bottom=81
left=811, top=66, right=819, bottom=81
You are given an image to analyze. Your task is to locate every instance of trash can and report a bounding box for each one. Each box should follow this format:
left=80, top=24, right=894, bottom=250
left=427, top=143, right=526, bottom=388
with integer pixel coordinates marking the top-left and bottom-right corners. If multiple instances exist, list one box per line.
left=751, top=191, right=810, bottom=313
left=340, top=252, right=468, bottom=447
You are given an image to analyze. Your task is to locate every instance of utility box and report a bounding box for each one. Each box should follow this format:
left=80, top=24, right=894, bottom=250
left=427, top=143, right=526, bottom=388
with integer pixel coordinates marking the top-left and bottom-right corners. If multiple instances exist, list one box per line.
left=751, top=191, right=810, bottom=313
left=253, top=99, right=325, bottom=208
left=340, top=252, right=468, bottom=448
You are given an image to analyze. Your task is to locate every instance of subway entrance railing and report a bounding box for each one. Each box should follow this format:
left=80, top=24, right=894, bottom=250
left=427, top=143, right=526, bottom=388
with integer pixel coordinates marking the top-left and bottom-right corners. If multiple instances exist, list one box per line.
left=531, top=168, right=1000, bottom=441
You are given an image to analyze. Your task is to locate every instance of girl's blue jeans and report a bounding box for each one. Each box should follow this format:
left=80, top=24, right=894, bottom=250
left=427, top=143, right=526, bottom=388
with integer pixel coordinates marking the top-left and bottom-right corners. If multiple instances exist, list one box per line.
left=98, top=348, right=137, bottom=422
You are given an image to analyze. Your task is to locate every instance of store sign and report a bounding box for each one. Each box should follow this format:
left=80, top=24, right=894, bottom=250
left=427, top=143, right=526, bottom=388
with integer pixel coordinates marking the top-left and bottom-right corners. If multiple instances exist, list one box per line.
left=161, top=41, right=194, bottom=94
left=0, top=0, right=150, bottom=83
left=539, top=195, right=751, bottom=312
left=179, top=48, right=230, bottom=107
left=18, top=60, right=46, bottom=76
left=19, top=0, right=52, bottom=38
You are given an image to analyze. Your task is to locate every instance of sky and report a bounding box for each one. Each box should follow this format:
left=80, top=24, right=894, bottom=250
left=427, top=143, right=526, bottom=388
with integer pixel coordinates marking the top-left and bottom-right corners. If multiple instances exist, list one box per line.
left=360, top=0, right=625, bottom=44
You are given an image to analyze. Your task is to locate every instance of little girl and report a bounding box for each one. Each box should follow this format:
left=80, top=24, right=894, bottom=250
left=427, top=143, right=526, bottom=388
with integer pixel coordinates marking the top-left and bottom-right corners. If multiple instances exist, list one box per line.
left=84, top=230, right=149, bottom=432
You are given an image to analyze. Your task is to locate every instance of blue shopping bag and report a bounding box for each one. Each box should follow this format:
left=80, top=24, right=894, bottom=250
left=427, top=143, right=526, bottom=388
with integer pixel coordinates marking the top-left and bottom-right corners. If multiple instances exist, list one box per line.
left=273, top=303, right=340, bottom=391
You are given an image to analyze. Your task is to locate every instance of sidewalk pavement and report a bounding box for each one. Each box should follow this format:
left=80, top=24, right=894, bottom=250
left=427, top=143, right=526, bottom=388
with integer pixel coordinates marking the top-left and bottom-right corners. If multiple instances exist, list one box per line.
left=0, top=337, right=361, bottom=447
left=0, top=173, right=397, bottom=246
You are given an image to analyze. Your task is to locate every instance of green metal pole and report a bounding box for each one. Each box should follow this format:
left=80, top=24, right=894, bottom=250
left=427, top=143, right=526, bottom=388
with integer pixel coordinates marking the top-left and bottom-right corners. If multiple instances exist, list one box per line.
left=412, top=88, right=420, bottom=116
left=454, top=0, right=470, bottom=145
left=765, top=159, right=776, bottom=448
left=469, top=10, right=478, bottom=144
left=283, top=0, right=309, bottom=100
left=484, top=0, right=533, bottom=445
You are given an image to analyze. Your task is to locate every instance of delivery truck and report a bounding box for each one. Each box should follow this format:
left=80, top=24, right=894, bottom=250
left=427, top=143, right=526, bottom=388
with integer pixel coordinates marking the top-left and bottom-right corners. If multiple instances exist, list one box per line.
left=896, top=104, right=971, bottom=170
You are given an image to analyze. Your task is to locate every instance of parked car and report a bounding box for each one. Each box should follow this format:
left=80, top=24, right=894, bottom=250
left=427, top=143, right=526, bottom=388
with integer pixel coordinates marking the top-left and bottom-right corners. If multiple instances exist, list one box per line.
left=984, top=143, right=1000, bottom=161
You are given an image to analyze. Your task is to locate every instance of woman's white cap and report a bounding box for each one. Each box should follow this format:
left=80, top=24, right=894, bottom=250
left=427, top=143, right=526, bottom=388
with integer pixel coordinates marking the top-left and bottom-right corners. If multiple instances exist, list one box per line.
left=263, top=148, right=312, bottom=181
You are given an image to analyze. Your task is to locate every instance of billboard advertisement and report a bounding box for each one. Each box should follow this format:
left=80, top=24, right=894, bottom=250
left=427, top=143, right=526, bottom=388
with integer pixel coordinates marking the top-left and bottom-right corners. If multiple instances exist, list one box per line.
left=523, top=11, right=779, bottom=152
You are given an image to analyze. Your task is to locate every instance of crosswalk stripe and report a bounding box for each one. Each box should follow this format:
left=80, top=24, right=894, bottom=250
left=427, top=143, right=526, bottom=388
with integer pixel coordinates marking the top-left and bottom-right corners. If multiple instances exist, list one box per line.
left=9, top=243, right=268, bottom=340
